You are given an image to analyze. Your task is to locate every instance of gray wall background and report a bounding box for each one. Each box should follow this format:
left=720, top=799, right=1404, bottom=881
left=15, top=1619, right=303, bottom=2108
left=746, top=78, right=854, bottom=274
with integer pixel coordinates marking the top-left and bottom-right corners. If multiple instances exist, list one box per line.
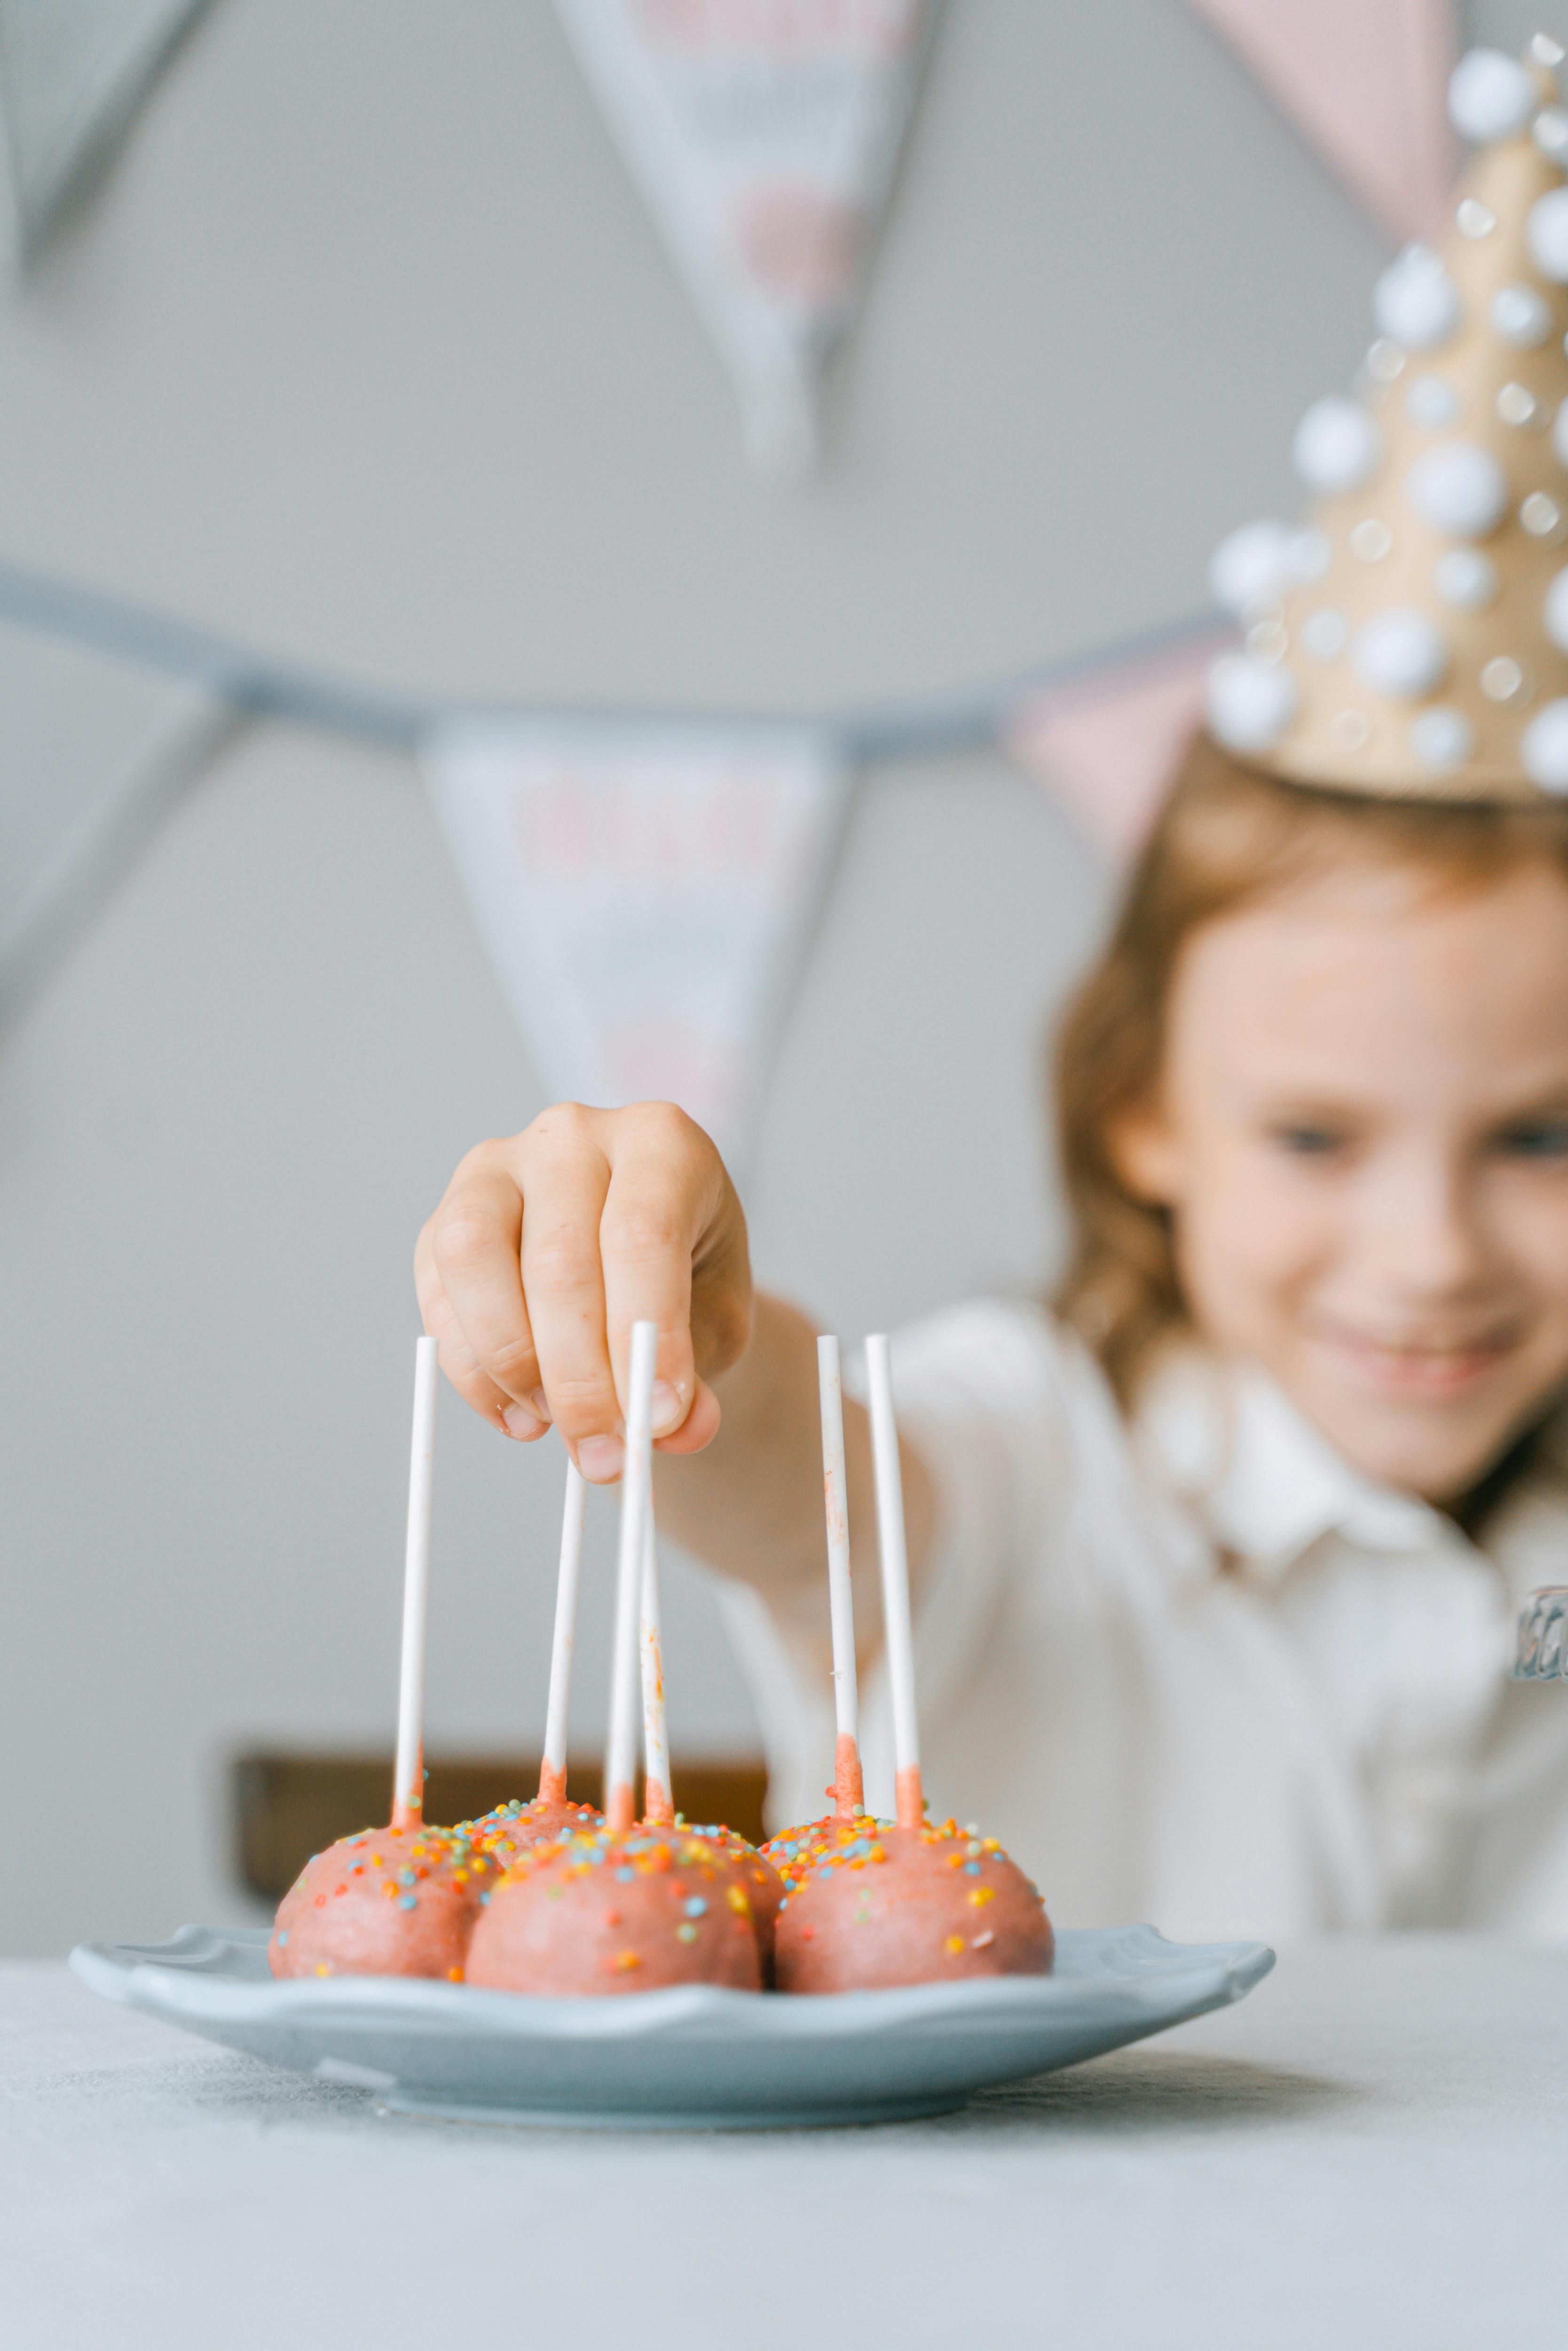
left=0, top=0, right=1531, bottom=1956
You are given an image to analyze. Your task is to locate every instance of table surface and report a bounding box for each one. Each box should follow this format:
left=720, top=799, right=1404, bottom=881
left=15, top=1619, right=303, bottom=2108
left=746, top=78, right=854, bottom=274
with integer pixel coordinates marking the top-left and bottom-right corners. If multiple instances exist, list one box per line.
left=5, top=1937, right=1565, bottom=2351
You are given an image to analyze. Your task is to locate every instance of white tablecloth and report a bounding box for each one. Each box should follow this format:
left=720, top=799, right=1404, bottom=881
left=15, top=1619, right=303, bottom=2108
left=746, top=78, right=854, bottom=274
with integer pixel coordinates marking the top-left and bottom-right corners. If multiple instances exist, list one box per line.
left=5, top=1939, right=1565, bottom=2350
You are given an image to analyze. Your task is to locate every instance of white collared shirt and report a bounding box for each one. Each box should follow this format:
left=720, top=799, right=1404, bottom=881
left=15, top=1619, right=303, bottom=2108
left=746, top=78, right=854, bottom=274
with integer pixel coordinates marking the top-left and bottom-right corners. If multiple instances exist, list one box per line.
left=718, top=1299, right=1568, bottom=1941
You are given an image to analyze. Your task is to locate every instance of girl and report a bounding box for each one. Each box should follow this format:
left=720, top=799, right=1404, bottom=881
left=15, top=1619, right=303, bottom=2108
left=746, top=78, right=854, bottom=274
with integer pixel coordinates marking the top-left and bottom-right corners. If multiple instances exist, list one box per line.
left=415, top=48, right=1568, bottom=1940
left=416, top=739, right=1568, bottom=1942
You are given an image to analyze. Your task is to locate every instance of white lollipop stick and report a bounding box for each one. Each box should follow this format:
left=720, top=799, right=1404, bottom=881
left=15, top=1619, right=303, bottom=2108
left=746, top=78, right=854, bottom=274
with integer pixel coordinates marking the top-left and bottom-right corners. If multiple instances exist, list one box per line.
left=605, top=1319, right=658, bottom=1833
left=865, top=1333, right=923, bottom=1831
left=539, top=1460, right=586, bottom=1804
left=392, top=1336, right=438, bottom=1830
left=817, top=1336, right=864, bottom=1819
left=639, top=1515, right=673, bottom=1824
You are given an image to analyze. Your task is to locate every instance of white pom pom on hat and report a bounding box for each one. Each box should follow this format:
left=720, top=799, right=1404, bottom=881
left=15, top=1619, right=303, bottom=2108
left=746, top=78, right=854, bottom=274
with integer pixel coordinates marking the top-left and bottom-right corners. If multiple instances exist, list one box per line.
left=1403, top=441, right=1508, bottom=538
left=1405, top=374, right=1462, bottom=429
left=1207, top=521, right=1329, bottom=615
left=1449, top=48, right=1536, bottom=143
left=1493, top=282, right=1553, bottom=345
left=1374, top=246, right=1462, bottom=349
left=1352, top=609, right=1449, bottom=699
left=1544, top=567, right=1568, bottom=650
left=1208, top=521, right=1297, bottom=615
left=1292, top=398, right=1383, bottom=494
left=1410, top=708, right=1475, bottom=770
left=1521, top=699, right=1568, bottom=788
left=1205, top=654, right=1298, bottom=753
left=1528, top=186, right=1568, bottom=280
left=1433, top=548, right=1499, bottom=610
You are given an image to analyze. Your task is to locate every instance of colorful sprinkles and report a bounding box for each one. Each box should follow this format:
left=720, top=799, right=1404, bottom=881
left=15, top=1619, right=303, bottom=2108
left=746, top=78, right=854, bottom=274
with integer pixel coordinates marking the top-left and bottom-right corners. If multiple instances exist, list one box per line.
left=761, top=1812, right=1044, bottom=1963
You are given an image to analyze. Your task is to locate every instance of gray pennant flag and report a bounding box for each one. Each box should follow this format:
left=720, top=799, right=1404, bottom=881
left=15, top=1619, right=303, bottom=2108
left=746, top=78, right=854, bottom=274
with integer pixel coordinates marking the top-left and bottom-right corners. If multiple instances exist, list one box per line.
left=0, top=618, right=230, bottom=1008
left=0, top=0, right=213, bottom=258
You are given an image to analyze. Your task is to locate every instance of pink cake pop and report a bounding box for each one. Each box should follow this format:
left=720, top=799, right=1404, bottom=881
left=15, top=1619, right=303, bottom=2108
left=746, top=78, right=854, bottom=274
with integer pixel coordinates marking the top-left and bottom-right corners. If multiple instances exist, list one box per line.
left=763, top=1334, right=1052, bottom=1992
left=637, top=1498, right=782, bottom=1963
left=272, top=1339, right=500, bottom=1981
left=472, top=1460, right=602, bottom=1867
left=466, top=1322, right=766, bottom=1996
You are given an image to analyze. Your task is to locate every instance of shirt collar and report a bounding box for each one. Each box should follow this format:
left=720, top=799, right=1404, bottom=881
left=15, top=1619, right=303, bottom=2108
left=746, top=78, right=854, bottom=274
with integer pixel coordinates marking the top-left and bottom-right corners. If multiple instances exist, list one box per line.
left=1135, top=1345, right=1457, bottom=1579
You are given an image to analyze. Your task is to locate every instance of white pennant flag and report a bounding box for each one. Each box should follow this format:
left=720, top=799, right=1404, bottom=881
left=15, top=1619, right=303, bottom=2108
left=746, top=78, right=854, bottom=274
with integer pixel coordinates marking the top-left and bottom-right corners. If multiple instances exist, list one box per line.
left=553, top=0, right=941, bottom=477
left=425, top=720, right=852, bottom=1172
left=0, top=0, right=213, bottom=258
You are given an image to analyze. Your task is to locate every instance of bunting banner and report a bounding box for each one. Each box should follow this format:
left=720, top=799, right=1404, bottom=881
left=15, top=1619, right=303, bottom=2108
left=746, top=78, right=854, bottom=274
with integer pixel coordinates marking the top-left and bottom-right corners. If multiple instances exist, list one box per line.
left=0, top=613, right=229, bottom=1002
left=552, top=0, right=941, bottom=477
left=0, top=0, right=213, bottom=259
left=424, top=719, right=852, bottom=1171
left=1005, top=633, right=1225, bottom=861
left=0, top=553, right=1225, bottom=1064
left=1186, top=0, right=1455, bottom=241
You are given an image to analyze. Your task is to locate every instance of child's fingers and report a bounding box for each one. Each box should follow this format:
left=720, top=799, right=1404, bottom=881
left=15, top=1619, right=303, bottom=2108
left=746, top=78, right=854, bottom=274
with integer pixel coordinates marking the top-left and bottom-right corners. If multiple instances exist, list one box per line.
left=423, top=1153, right=548, bottom=1436
left=598, top=1105, right=714, bottom=1445
left=416, top=1104, right=749, bottom=1474
left=512, top=1111, right=623, bottom=1477
left=653, top=1376, right=722, bottom=1456
left=415, top=1232, right=535, bottom=1435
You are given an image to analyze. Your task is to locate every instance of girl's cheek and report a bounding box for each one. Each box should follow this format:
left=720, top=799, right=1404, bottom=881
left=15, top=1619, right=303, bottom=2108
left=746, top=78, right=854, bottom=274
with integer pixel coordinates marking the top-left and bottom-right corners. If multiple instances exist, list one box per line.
left=1214, top=1142, right=1346, bottom=1263
left=1490, top=1170, right=1568, bottom=1298
left=1177, top=1159, right=1340, bottom=1337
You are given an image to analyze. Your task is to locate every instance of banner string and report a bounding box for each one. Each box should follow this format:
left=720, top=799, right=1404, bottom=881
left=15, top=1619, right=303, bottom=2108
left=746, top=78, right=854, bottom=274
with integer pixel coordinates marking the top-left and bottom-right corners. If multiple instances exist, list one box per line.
left=0, top=557, right=1222, bottom=762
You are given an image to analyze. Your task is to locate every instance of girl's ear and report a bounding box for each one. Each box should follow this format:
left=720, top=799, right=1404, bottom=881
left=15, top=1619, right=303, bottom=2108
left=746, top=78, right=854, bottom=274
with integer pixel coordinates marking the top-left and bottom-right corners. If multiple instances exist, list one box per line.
left=1107, top=1100, right=1183, bottom=1206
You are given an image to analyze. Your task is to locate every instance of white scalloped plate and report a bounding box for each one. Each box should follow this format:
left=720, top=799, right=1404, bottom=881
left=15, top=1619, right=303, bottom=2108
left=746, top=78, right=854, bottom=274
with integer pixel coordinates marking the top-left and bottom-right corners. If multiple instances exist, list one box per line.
left=71, top=1923, right=1274, bottom=2129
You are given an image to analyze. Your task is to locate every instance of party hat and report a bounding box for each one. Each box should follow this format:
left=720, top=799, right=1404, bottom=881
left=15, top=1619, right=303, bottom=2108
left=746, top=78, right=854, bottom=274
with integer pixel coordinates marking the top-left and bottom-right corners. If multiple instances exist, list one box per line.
left=1206, top=37, right=1568, bottom=800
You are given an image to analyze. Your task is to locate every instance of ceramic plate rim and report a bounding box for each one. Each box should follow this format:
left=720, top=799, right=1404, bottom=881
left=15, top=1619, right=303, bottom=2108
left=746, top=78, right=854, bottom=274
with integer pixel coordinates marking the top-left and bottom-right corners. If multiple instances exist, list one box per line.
left=71, top=1920, right=1275, bottom=2041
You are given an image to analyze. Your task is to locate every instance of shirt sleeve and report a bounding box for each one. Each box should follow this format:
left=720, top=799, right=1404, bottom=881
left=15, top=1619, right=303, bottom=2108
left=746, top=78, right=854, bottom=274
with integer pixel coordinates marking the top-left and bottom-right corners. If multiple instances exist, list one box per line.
left=716, top=1298, right=1076, bottom=1831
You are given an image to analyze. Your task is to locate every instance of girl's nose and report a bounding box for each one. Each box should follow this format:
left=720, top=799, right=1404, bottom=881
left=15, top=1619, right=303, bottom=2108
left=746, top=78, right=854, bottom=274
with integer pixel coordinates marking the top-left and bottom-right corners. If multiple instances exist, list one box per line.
left=1363, top=1160, right=1492, bottom=1302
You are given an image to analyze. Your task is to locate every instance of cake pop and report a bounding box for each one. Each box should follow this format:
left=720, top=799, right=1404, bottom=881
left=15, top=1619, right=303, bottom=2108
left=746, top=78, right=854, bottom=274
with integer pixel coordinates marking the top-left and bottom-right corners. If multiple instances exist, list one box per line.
left=465, top=1321, right=767, bottom=1996
left=637, top=1502, right=782, bottom=1963
left=471, top=1460, right=603, bottom=1868
left=271, top=1338, right=501, bottom=1981
left=763, top=1333, right=1052, bottom=1992
left=270, top=1819, right=497, bottom=1982
left=465, top=1817, right=762, bottom=1994
left=763, top=1810, right=1052, bottom=1993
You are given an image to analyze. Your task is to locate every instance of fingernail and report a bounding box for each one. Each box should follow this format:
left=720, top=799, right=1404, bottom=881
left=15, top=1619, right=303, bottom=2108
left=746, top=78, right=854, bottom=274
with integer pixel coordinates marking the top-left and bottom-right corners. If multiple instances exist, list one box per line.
left=502, top=1403, right=547, bottom=1441
left=528, top=1389, right=552, bottom=1425
left=576, top=1434, right=625, bottom=1483
left=650, top=1380, right=686, bottom=1436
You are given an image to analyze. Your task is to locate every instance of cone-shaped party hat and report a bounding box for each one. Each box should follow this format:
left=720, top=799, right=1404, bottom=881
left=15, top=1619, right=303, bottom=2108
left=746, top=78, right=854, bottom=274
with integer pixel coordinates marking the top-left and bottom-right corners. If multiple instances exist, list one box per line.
left=1206, top=37, right=1568, bottom=800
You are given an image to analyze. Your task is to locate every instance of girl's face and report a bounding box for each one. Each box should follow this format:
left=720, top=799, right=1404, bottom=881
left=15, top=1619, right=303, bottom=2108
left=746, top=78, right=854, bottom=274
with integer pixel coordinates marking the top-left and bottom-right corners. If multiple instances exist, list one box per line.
left=1119, top=856, right=1568, bottom=1501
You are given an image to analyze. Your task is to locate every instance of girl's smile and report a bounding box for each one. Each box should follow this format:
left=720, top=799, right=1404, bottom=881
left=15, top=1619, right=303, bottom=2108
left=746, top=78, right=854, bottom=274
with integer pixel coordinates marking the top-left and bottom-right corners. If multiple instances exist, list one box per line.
left=1304, top=1318, right=1523, bottom=1405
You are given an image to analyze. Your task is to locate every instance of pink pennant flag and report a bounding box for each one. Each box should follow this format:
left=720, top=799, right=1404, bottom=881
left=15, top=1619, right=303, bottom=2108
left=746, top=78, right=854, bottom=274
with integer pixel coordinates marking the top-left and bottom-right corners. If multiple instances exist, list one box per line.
left=1187, top=0, right=1457, bottom=240
left=1006, top=637, right=1225, bottom=861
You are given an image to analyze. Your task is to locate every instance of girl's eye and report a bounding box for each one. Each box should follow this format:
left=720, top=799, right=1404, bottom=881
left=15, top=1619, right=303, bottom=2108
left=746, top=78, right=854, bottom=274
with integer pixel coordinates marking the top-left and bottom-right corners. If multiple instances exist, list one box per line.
left=1497, top=1122, right=1568, bottom=1160
left=1269, top=1125, right=1347, bottom=1158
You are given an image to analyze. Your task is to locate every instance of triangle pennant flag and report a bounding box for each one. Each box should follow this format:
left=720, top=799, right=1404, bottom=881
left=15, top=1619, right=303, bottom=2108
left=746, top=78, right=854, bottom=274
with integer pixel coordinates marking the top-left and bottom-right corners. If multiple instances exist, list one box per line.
left=1006, top=635, right=1225, bottom=861
left=424, top=719, right=852, bottom=1172
left=0, top=0, right=212, bottom=259
left=1186, top=0, right=1456, bottom=241
left=553, top=0, right=941, bottom=477
left=0, top=615, right=229, bottom=1004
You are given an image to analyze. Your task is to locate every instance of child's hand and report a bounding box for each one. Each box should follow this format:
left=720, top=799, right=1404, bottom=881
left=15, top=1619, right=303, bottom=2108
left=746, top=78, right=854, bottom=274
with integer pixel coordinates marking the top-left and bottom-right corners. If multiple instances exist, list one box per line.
left=415, top=1103, right=752, bottom=1483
